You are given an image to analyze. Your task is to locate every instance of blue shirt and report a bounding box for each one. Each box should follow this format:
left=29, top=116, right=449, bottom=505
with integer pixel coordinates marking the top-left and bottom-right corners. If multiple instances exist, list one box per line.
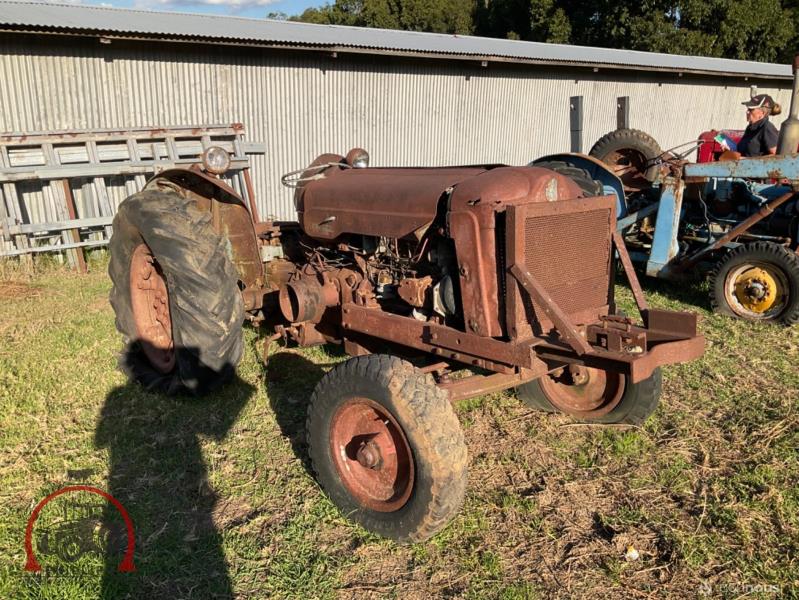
left=738, top=117, right=779, bottom=157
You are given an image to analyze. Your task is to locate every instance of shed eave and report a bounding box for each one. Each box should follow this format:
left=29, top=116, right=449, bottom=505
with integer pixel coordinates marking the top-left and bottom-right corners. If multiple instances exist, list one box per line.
left=0, top=26, right=791, bottom=81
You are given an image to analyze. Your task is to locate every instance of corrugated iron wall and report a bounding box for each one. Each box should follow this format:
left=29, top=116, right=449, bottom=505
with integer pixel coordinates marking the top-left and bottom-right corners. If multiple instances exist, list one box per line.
left=0, top=35, right=791, bottom=221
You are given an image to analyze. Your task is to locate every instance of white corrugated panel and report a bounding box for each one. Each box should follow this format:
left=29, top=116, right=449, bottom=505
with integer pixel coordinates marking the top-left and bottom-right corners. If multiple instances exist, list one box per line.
left=0, top=2, right=792, bottom=79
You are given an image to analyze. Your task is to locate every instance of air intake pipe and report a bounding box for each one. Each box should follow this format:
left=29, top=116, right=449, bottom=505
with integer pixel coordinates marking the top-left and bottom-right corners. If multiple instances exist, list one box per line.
left=777, top=54, right=799, bottom=155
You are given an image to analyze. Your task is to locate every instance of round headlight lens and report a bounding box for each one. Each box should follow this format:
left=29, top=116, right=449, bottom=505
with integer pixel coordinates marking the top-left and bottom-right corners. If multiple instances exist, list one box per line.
left=202, top=146, right=231, bottom=175
left=345, top=147, right=369, bottom=169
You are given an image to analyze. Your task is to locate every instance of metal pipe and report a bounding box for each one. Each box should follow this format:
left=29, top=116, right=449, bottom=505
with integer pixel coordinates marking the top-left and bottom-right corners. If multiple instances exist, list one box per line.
left=242, top=167, right=261, bottom=223
left=612, top=230, right=649, bottom=314
left=777, top=54, right=799, bottom=155
left=440, top=371, right=535, bottom=403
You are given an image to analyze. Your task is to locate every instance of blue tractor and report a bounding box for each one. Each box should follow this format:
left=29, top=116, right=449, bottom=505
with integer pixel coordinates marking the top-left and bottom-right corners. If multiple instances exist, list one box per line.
left=531, top=66, right=799, bottom=326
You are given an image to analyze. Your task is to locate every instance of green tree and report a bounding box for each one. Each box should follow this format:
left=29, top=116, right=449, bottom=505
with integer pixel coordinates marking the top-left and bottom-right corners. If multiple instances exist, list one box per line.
left=293, top=0, right=475, bottom=34
left=529, top=0, right=571, bottom=43
left=570, top=0, right=794, bottom=62
left=290, top=0, right=798, bottom=63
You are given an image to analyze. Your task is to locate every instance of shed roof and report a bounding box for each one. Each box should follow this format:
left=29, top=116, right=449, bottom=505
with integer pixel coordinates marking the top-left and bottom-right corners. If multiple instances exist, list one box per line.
left=0, top=1, right=792, bottom=80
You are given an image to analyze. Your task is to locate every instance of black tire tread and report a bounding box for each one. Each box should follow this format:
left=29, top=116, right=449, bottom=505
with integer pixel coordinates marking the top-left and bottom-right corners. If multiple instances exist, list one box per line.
left=515, top=381, right=558, bottom=413
left=534, top=160, right=603, bottom=196
left=593, top=368, right=661, bottom=425
left=708, top=241, right=799, bottom=325
left=108, top=188, right=244, bottom=394
left=589, top=128, right=662, bottom=182
left=306, top=354, right=467, bottom=542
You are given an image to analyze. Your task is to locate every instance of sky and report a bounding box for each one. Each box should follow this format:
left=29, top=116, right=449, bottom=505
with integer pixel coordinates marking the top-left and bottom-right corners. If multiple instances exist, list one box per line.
left=39, top=0, right=325, bottom=19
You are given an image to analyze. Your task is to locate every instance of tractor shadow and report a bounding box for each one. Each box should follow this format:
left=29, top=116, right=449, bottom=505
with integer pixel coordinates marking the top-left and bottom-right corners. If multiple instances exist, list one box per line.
left=95, top=344, right=253, bottom=599
left=262, top=344, right=340, bottom=478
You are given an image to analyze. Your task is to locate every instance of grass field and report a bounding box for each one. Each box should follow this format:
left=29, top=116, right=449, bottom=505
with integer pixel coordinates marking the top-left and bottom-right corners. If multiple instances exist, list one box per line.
left=0, top=255, right=797, bottom=599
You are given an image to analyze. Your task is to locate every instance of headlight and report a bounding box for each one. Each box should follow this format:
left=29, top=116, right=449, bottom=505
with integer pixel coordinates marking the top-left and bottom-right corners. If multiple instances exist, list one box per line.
left=345, top=147, right=369, bottom=169
left=201, top=146, right=231, bottom=175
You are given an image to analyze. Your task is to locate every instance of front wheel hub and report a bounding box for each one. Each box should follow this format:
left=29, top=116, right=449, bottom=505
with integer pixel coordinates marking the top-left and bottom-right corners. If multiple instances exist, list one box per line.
left=540, top=367, right=625, bottom=417
left=356, top=440, right=383, bottom=469
left=129, top=243, right=175, bottom=373
left=329, top=398, right=414, bottom=512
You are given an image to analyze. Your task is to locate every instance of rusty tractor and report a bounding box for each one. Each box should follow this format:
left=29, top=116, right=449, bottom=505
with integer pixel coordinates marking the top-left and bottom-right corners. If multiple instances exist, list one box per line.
left=109, top=145, right=705, bottom=541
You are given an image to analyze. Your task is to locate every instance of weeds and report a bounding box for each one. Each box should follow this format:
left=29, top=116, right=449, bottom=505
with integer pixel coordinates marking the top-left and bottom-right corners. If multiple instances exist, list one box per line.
left=0, top=260, right=796, bottom=598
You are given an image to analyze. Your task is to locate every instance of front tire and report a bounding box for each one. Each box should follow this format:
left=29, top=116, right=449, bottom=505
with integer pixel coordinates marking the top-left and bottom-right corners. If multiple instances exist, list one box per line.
left=709, top=242, right=799, bottom=325
left=306, top=355, right=467, bottom=542
left=517, top=367, right=661, bottom=425
left=109, top=189, right=244, bottom=394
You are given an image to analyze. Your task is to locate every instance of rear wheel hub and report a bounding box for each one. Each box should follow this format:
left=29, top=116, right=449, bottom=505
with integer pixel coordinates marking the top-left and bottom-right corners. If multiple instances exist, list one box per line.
left=129, top=243, right=175, bottom=373
left=605, top=148, right=651, bottom=192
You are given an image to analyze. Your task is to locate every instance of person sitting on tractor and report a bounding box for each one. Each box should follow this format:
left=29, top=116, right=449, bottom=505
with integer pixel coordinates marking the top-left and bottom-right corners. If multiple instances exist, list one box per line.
left=737, top=94, right=781, bottom=157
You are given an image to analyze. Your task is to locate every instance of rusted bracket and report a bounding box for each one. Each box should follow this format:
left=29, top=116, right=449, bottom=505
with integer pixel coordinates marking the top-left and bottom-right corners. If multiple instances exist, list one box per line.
left=260, top=331, right=283, bottom=367
left=508, top=263, right=593, bottom=356
left=612, top=229, right=648, bottom=315
left=438, top=371, right=537, bottom=403
left=341, top=303, right=540, bottom=373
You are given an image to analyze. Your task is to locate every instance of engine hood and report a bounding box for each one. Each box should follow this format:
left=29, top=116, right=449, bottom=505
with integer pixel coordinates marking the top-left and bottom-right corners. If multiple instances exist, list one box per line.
left=296, top=163, right=585, bottom=241
left=297, top=166, right=490, bottom=240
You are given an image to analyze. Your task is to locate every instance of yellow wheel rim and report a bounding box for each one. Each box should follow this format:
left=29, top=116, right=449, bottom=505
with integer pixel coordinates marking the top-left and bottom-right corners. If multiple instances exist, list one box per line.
left=729, top=266, right=783, bottom=315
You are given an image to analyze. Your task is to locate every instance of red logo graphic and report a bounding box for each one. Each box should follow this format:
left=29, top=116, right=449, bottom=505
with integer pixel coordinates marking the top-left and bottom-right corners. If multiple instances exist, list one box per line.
left=24, top=485, right=136, bottom=573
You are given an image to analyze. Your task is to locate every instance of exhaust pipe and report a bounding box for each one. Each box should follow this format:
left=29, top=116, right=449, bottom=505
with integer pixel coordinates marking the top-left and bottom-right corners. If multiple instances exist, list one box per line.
left=777, top=53, right=799, bottom=155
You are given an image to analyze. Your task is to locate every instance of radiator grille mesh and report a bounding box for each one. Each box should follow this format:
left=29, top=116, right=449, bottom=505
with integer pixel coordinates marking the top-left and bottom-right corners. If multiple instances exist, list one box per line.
left=523, top=208, right=612, bottom=320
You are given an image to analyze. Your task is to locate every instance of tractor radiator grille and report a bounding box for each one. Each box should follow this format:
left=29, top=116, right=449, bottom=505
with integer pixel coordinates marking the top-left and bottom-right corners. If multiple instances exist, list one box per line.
left=523, top=207, right=612, bottom=321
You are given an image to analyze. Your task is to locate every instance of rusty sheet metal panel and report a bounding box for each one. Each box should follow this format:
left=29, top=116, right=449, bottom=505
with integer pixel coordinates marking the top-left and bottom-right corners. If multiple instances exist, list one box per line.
left=506, top=196, right=616, bottom=339
left=448, top=167, right=583, bottom=338
left=299, top=167, right=486, bottom=240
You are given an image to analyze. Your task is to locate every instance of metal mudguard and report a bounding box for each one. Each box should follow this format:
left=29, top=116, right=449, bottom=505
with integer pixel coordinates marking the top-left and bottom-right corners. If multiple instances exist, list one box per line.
left=145, top=165, right=264, bottom=290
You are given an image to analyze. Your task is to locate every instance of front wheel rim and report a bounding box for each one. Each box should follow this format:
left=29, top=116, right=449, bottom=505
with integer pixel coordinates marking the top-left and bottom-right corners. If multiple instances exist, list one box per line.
left=539, top=367, right=625, bottom=417
left=724, top=262, right=788, bottom=320
left=129, top=243, right=175, bottom=373
left=329, top=398, right=415, bottom=513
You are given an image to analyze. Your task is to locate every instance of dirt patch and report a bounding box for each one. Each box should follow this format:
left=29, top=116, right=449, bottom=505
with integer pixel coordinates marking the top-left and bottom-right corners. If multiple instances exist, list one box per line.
left=212, top=496, right=256, bottom=530
left=0, top=281, right=40, bottom=299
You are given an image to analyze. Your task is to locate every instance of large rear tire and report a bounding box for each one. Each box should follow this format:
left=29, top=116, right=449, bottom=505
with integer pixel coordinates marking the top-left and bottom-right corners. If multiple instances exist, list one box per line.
left=709, top=241, right=799, bottom=325
left=109, top=189, right=244, bottom=394
left=306, top=354, right=468, bottom=542
left=589, top=129, right=662, bottom=191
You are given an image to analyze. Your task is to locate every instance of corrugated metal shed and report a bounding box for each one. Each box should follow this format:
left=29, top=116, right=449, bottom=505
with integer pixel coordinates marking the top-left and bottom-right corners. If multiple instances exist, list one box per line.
left=0, top=0, right=792, bottom=79
left=0, top=2, right=794, bottom=230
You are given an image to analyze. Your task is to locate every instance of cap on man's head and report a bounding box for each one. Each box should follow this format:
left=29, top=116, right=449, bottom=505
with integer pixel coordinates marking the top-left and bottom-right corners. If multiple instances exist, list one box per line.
left=743, top=94, right=775, bottom=109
